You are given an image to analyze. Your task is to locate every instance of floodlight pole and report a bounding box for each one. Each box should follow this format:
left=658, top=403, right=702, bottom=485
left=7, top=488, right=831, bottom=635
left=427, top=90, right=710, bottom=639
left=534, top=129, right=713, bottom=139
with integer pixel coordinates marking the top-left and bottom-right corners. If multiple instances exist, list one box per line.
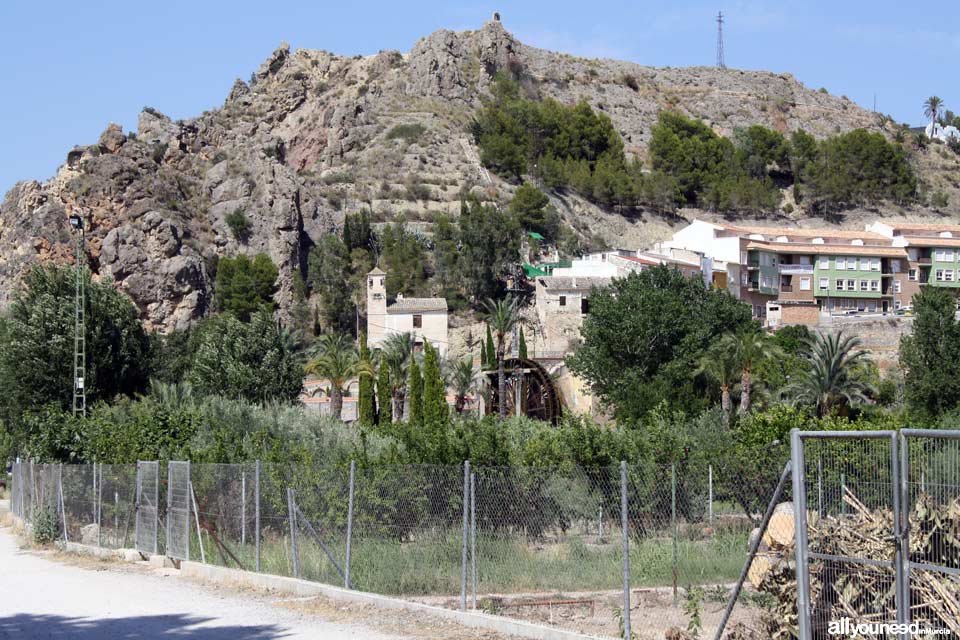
left=70, top=212, right=87, bottom=418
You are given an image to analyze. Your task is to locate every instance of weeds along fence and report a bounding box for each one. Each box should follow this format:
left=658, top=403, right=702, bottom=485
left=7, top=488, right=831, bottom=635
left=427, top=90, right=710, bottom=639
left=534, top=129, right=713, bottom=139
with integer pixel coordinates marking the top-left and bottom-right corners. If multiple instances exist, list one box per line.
left=9, top=457, right=788, bottom=640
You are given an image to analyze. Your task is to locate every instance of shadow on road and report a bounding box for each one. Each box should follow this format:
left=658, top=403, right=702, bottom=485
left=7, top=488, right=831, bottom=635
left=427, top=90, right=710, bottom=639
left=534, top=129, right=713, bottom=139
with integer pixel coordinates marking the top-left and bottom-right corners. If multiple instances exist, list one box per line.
left=0, top=613, right=289, bottom=639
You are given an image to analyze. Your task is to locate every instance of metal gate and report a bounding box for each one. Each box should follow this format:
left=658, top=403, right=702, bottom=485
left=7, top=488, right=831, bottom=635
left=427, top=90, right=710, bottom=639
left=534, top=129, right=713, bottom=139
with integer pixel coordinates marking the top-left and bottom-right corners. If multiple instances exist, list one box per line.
left=791, top=430, right=905, bottom=640
left=166, top=461, right=190, bottom=561
left=135, top=461, right=159, bottom=555
left=900, top=429, right=960, bottom=637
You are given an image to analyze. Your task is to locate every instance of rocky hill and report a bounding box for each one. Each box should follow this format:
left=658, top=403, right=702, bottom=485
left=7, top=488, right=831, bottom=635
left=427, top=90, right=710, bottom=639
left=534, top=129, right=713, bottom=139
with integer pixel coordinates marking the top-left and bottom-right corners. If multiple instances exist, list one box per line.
left=2, top=18, right=957, bottom=331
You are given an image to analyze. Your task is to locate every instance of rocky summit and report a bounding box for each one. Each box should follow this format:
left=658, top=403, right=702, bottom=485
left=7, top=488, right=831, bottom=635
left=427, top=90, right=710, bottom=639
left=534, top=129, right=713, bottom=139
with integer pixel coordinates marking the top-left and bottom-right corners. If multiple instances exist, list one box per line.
left=1, top=19, right=956, bottom=331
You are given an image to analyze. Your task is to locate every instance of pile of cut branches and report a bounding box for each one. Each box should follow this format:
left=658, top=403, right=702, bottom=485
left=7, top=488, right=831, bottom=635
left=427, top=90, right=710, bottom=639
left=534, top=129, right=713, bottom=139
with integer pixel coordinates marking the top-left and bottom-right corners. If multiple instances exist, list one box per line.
left=732, top=489, right=960, bottom=639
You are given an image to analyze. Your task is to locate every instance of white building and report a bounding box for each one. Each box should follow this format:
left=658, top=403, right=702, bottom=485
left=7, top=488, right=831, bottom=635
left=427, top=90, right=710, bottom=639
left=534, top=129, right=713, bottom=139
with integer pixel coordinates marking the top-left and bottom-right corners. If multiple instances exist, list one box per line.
left=925, top=122, right=960, bottom=143
left=366, top=267, right=449, bottom=356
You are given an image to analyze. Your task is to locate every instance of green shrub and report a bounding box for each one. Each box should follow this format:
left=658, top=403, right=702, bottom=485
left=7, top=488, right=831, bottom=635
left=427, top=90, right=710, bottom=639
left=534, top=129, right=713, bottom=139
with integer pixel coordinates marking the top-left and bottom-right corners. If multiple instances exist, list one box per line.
left=151, top=142, right=167, bottom=164
left=225, top=208, right=252, bottom=242
left=386, top=123, right=426, bottom=143
left=32, top=504, right=59, bottom=545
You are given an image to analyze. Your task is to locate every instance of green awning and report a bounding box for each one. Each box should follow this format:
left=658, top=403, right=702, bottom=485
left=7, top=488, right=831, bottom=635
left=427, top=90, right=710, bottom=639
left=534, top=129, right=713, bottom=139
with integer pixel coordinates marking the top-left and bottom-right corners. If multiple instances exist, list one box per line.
left=523, top=263, right=549, bottom=278
left=527, top=231, right=546, bottom=241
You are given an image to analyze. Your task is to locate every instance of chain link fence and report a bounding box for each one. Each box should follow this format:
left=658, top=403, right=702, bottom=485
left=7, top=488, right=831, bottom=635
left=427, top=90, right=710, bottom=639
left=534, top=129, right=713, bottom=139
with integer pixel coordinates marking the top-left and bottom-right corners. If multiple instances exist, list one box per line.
left=10, top=457, right=795, bottom=639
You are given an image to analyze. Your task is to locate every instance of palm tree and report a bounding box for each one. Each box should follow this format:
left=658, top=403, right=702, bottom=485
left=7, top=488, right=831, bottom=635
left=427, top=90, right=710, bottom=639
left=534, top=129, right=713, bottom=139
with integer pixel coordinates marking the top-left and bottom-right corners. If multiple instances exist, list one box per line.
left=924, top=96, right=944, bottom=133
left=696, top=341, right=740, bottom=427
left=787, top=330, right=875, bottom=417
left=728, top=328, right=779, bottom=415
left=482, top=295, right=522, bottom=419
left=381, top=332, right=415, bottom=419
left=451, top=358, right=478, bottom=414
left=304, top=333, right=361, bottom=421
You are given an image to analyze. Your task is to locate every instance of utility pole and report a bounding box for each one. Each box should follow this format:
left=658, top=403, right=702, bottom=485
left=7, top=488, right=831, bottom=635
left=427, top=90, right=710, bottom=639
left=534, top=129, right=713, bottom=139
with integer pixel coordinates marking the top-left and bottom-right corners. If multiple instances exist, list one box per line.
left=69, top=212, right=86, bottom=418
left=716, top=11, right=726, bottom=69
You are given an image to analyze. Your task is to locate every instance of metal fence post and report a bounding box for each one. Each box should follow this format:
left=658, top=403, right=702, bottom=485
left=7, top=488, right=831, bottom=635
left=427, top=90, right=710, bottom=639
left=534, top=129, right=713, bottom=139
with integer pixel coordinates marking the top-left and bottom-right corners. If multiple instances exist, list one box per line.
left=460, top=460, right=470, bottom=612
left=620, top=461, right=631, bottom=640
left=153, top=461, right=159, bottom=555
left=254, top=460, right=261, bottom=573
left=58, top=464, right=68, bottom=543
left=890, top=432, right=907, bottom=636
left=899, top=432, right=911, bottom=626
left=97, top=464, right=102, bottom=547
left=470, top=471, right=477, bottom=610
left=287, top=487, right=299, bottom=578
left=671, top=463, right=678, bottom=606
left=708, top=464, right=713, bottom=526
left=345, top=460, right=355, bottom=589
left=241, top=471, right=246, bottom=546
left=791, top=430, right=812, bottom=640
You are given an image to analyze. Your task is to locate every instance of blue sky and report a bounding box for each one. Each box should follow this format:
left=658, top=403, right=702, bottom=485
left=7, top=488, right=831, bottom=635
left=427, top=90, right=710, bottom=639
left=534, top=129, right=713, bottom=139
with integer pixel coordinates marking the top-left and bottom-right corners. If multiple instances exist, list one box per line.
left=1, top=1, right=956, bottom=191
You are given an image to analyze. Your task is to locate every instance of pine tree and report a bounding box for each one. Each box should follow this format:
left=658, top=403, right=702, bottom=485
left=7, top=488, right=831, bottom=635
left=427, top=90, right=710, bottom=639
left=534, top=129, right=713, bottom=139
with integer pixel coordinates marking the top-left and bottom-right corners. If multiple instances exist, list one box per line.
left=357, top=333, right=376, bottom=426
left=480, top=337, right=488, bottom=370
left=422, top=342, right=448, bottom=427
left=518, top=327, right=528, bottom=359
left=408, top=356, right=423, bottom=427
left=376, top=363, right=392, bottom=425
left=484, top=325, right=496, bottom=370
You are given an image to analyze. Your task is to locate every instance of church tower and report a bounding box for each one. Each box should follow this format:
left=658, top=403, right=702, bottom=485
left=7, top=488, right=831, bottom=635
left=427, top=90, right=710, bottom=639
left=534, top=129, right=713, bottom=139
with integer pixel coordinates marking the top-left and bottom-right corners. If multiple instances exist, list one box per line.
left=366, top=266, right=387, bottom=347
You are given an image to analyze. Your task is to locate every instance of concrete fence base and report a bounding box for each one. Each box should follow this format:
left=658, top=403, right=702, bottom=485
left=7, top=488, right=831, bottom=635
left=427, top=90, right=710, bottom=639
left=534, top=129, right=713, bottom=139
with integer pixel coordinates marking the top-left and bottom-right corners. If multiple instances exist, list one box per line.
left=6, top=511, right=605, bottom=640
left=180, top=561, right=606, bottom=640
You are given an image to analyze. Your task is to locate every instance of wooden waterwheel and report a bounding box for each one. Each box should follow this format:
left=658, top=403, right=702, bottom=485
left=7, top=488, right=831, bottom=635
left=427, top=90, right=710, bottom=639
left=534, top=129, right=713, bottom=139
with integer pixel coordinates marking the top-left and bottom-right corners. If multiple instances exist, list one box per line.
left=485, top=357, right=562, bottom=425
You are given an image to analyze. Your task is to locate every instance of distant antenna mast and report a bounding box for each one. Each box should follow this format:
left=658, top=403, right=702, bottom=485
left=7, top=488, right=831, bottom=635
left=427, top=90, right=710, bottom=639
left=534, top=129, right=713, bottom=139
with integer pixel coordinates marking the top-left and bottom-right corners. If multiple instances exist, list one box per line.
left=716, top=11, right=726, bottom=69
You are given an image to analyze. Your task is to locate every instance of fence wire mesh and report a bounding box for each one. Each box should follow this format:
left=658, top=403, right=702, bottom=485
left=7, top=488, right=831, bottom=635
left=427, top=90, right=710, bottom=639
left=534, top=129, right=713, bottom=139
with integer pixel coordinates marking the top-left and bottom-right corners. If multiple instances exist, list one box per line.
left=166, top=461, right=190, bottom=561
left=9, top=458, right=799, bottom=639
left=798, top=435, right=898, bottom=639
left=135, top=461, right=159, bottom=554
left=903, top=433, right=960, bottom=636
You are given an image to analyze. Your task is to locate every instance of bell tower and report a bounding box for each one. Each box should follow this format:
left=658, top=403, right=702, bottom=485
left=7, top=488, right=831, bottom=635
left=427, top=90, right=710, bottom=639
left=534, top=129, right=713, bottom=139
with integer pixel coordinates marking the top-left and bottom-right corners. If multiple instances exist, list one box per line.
left=366, top=266, right=387, bottom=347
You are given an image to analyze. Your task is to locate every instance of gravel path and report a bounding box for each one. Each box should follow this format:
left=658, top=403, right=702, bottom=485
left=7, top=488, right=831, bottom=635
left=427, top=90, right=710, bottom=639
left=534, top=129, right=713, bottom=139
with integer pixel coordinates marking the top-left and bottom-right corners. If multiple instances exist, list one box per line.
left=0, top=527, right=401, bottom=640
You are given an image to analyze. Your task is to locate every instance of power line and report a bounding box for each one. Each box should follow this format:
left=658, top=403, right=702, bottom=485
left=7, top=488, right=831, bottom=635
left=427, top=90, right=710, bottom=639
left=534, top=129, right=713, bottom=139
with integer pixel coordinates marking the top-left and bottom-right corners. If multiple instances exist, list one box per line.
left=716, top=11, right=726, bottom=69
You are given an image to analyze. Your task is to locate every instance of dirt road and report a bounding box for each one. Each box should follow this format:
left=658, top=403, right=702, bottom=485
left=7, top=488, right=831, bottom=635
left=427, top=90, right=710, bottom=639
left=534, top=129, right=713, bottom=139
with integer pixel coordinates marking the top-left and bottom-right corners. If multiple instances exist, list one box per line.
left=0, top=527, right=400, bottom=640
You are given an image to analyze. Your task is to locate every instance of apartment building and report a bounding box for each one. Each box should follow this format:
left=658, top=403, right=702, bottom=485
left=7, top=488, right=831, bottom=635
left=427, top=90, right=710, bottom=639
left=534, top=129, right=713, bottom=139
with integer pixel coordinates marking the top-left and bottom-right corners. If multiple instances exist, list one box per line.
left=867, top=222, right=960, bottom=302
left=663, top=220, right=907, bottom=324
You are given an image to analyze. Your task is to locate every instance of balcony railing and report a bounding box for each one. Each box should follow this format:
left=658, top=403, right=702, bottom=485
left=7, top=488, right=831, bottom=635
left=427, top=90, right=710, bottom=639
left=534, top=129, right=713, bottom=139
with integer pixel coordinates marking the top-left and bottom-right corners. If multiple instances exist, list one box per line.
left=779, top=263, right=814, bottom=274
left=919, top=257, right=932, bottom=265
left=780, top=285, right=794, bottom=292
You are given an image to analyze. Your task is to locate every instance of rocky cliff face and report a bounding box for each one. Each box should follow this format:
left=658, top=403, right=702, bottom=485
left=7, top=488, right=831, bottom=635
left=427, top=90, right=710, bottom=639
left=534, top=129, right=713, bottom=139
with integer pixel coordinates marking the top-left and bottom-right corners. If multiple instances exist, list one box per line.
left=1, top=19, right=955, bottom=330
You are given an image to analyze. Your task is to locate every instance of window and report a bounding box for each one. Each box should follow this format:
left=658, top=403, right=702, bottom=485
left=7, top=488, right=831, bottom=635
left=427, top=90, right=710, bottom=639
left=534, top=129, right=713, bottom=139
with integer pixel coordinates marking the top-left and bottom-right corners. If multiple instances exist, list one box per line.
left=871, top=258, right=880, bottom=271
left=847, top=279, right=855, bottom=290
left=894, top=280, right=902, bottom=294
left=895, top=300, right=902, bottom=310
left=558, top=295, right=567, bottom=307
left=799, top=255, right=812, bottom=265
left=947, top=270, right=955, bottom=282
left=761, top=275, right=774, bottom=289
left=870, top=280, right=879, bottom=292
left=936, top=249, right=955, bottom=262
left=848, top=258, right=857, bottom=270
left=581, top=298, right=590, bottom=314
left=909, top=269, right=917, bottom=281
left=800, top=277, right=811, bottom=291
left=860, top=280, right=869, bottom=291
left=860, top=258, right=871, bottom=270
left=837, top=257, right=846, bottom=270
left=937, top=270, right=945, bottom=282
left=819, top=278, right=829, bottom=289
left=819, top=257, right=829, bottom=269
left=836, top=279, right=844, bottom=291
left=908, top=248, right=918, bottom=261
left=412, top=314, right=422, bottom=328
